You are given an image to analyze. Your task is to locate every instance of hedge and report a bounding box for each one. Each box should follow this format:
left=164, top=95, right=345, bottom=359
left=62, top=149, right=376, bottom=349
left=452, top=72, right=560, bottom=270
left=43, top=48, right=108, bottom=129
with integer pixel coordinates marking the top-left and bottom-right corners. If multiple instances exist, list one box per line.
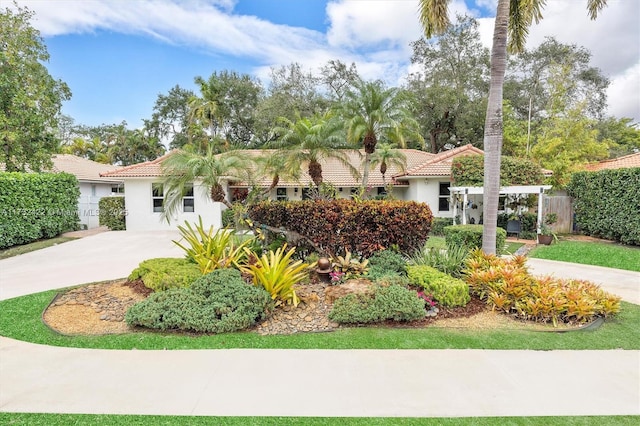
left=0, top=172, right=79, bottom=249
left=444, top=224, right=507, bottom=255
left=98, top=196, right=126, bottom=230
left=567, top=168, right=640, bottom=246
left=248, top=199, right=433, bottom=257
left=451, top=155, right=544, bottom=186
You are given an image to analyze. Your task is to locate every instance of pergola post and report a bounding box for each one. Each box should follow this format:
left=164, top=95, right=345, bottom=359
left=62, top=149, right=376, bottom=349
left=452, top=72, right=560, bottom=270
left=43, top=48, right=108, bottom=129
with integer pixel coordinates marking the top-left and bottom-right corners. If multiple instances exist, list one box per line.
left=536, top=187, right=544, bottom=234
left=462, top=189, right=468, bottom=225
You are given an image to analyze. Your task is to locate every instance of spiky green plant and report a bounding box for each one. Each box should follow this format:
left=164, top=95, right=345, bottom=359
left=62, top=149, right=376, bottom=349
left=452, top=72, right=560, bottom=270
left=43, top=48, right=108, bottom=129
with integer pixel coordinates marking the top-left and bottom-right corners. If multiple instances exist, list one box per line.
left=173, top=216, right=254, bottom=274
left=243, top=244, right=312, bottom=307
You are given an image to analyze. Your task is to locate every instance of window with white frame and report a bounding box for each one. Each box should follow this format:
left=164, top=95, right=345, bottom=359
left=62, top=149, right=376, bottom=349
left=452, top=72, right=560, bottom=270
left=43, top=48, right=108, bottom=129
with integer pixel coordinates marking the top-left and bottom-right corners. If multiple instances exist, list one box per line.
left=183, top=183, right=195, bottom=212
left=152, top=183, right=164, bottom=213
left=111, top=184, right=124, bottom=194
left=276, top=187, right=288, bottom=201
left=438, top=182, right=450, bottom=211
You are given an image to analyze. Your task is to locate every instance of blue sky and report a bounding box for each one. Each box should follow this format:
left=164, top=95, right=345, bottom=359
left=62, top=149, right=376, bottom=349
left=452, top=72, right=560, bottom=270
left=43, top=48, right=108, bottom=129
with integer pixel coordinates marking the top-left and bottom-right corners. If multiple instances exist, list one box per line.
left=12, top=0, right=640, bottom=129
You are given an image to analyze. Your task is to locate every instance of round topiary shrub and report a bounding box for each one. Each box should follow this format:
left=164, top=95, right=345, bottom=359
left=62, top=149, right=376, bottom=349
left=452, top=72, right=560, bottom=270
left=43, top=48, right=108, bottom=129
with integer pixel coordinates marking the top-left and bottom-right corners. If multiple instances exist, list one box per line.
left=125, top=268, right=273, bottom=333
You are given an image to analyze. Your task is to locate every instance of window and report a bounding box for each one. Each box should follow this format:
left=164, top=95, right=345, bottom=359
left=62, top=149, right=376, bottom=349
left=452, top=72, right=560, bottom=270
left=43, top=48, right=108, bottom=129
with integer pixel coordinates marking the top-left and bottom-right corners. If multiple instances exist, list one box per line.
left=111, top=184, right=124, bottom=194
left=377, top=186, right=387, bottom=196
left=438, top=182, right=450, bottom=212
left=91, top=184, right=96, bottom=197
left=152, top=183, right=164, bottom=213
left=183, top=184, right=195, bottom=212
left=301, top=187, right=312, bottom=200
left=276, top=187, right=288, bottom=201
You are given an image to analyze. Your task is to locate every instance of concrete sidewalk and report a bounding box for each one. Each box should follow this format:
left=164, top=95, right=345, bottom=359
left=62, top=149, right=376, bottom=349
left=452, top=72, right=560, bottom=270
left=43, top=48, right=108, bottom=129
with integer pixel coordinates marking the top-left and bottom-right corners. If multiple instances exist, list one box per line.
left=1, top=338, right=638, bottom=417
left=0, top=231, right=639, bottom=417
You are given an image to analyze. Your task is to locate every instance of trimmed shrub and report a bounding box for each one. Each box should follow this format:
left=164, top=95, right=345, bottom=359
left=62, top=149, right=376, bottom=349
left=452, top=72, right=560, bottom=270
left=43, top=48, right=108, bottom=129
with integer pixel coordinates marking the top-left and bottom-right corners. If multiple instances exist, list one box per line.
left=221, top=207, right=234, bottom=228
left=98, top=196, right=126, bottom=230
left=444, top=224, right=506, bottom=255
left=0, top=172, right=79, bottom=249
left=125, top=268, right=273, bottom=333
left=567, top=169, right=640, bottom=246
left=452, top=155, right=544, bottom=186
left=406, top=265, right=470, bottom=308
left=129, top=258, right=202, bottom=292
left=367, top=249, right=407, bottom=281
left=430, top=217, right=453, bottom=236
left=328, top=284, right=426, bottom=324
left=248, top=199, right=433, bottom=257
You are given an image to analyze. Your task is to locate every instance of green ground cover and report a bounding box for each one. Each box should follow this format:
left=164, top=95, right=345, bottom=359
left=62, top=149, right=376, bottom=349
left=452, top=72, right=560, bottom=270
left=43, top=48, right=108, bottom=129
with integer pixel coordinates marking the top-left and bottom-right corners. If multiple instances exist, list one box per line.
left=0, top=413, right=636, bottom=425
left=1, top=288, right=637, bottom=351
left=530, top=240, right=640, bottom=272
left=0, top=236, right=77, bottom=260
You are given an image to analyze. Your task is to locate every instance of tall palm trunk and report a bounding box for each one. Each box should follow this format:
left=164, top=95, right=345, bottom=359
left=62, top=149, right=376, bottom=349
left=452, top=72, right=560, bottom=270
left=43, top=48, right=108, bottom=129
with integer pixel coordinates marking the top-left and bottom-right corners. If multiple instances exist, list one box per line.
left=211, top=183, right=233, bottom=209
left=361, top=132, right=377, bottom=188
left=482, top=0, right=509, bottom=255
left=309, top=160, right=323, bottom=187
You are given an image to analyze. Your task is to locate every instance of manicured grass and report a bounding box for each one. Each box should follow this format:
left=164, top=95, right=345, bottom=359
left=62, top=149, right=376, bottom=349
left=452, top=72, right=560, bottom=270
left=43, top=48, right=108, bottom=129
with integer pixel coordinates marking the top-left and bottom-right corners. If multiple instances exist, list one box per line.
left=425, top=235, right=446, bottom=250
left=0, top=236, right=77, bottom=260
left=0, top=413, right=637, bottom=425
left=425, top=236, right=524, bottom=255
left=504, top=241, right=525, bottom=254
left=529, top=240, right=640, bottom=272
left=1, top=288, right=638, bottom=351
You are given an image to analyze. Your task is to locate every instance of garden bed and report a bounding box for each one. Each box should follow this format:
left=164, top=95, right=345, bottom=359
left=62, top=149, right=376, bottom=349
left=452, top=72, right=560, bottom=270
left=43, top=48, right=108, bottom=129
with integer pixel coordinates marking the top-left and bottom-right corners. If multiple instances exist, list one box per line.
left=42, top=278, right=582, bottom=336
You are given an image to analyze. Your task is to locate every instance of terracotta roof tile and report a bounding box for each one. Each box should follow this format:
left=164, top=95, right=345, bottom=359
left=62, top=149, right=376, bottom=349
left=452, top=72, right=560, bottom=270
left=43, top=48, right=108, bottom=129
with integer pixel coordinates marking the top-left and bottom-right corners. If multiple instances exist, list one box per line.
left=100, top=150, right=176, bottom=178
left=399, top=144, right=484, bottom=177
left=585, top=152, right=640, bottom=171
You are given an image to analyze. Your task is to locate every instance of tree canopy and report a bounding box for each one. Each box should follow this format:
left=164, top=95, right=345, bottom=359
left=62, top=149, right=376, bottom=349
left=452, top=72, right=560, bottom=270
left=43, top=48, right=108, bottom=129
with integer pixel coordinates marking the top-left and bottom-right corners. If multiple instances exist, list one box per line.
left=1, top=4, right=71, bottom=172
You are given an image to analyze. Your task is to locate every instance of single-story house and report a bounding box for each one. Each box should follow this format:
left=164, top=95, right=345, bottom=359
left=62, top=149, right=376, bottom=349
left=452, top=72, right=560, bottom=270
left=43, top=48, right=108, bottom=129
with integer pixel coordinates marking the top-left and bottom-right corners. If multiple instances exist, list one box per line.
left=100, top=144, right=551, bottom=231
left=49, top=155, right=123, bottom=229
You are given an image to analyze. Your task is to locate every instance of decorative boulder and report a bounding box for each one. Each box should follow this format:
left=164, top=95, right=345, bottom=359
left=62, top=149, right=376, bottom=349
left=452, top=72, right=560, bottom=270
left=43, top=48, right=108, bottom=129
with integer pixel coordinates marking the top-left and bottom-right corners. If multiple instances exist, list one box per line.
left=324, top=279, right=375, bottom=304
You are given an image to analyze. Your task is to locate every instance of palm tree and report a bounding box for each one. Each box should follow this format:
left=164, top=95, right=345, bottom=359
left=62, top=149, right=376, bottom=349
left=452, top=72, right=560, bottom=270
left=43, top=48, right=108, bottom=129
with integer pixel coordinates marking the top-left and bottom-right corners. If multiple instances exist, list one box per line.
left=160, top=146, right=252, bottom=222
left=370, top=143, right=407, bottom=185
left=418, top=0, right=608, bottom=254
left=255, top=150, right=301, bottom=196
left=340, top=79, right=422, bottom=188
left=271, top=112, right=358, bottom=187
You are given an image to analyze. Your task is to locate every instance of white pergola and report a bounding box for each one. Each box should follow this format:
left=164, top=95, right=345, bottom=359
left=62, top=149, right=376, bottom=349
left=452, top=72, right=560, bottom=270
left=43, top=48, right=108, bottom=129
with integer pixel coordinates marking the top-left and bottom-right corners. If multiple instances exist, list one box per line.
left=449, top=185, right=552, bottom=231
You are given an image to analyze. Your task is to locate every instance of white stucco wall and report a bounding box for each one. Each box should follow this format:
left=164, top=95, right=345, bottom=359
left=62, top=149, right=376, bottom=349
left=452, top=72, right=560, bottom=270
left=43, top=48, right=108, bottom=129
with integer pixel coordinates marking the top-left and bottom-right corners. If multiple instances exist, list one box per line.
left=123, top=179, right=222, bottom=231
left=77, top=182, right=116, bottom=229
left=404, top=177, right=455, bottom=219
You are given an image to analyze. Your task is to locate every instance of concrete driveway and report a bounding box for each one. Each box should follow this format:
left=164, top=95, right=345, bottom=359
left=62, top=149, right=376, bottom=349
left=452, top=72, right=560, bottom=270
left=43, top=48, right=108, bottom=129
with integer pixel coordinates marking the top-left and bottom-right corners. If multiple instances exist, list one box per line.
left=0, top=231, right=182, bottom=301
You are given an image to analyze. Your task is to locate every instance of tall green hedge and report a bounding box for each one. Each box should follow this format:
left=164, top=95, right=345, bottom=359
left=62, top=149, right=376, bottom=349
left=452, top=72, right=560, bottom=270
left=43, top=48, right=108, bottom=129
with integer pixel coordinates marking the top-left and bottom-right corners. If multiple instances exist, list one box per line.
left=99, top=196, right=126, bottom=230
left=451, top=155, right=545, bottom=186
left=567, top=168, right=640, bottom=246
left=248, top=199, right=433, bottom=257
left=0, top=172, right=80, bottom=249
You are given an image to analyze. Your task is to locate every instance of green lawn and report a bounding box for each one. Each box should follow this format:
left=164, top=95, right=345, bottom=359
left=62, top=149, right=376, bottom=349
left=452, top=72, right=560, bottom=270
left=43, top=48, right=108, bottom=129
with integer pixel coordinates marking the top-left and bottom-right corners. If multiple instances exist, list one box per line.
left=1, top=287, right=637, bottom=351
left=0, top=413, right=637, bottom=425
left=0, top=236, right=77, bottom=260
left=529, top=240, right=640, bottom=272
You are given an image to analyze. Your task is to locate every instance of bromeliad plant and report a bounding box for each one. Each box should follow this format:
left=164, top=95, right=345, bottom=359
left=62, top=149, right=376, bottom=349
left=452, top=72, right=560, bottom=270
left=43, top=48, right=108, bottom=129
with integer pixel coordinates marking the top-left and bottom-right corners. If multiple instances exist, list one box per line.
left=242, top=244, right=313, bottom=307
left=465, top=249, right=621, bottom=326
left=331, top=250, right=369, bottom=279
left=173, top=217, right=254, bottom=274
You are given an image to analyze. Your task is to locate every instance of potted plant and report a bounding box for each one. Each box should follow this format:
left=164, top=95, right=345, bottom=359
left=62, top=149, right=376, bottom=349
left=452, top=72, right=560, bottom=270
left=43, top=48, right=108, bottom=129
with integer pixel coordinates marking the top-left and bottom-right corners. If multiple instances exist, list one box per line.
left=537, top=213, right=557, bottom=245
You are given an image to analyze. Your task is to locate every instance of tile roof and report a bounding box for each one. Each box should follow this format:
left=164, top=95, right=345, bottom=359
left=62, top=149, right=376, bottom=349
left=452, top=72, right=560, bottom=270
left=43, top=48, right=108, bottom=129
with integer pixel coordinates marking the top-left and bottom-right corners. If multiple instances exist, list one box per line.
left=100, top=146, right=482, bottom=187
left=584, top=152, right=640, bottom=171
left=50, top=154, right=122, bottom=182
left=100, top=151, right=176, bottom=178
left=398, top=144, right=484, bottom=177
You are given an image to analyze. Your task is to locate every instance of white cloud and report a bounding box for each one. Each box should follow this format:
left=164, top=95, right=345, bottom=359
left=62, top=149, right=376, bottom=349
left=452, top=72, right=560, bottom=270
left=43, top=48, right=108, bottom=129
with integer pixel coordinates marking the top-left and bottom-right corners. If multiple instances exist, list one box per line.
left=12, top=0, right=639, bottom=122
